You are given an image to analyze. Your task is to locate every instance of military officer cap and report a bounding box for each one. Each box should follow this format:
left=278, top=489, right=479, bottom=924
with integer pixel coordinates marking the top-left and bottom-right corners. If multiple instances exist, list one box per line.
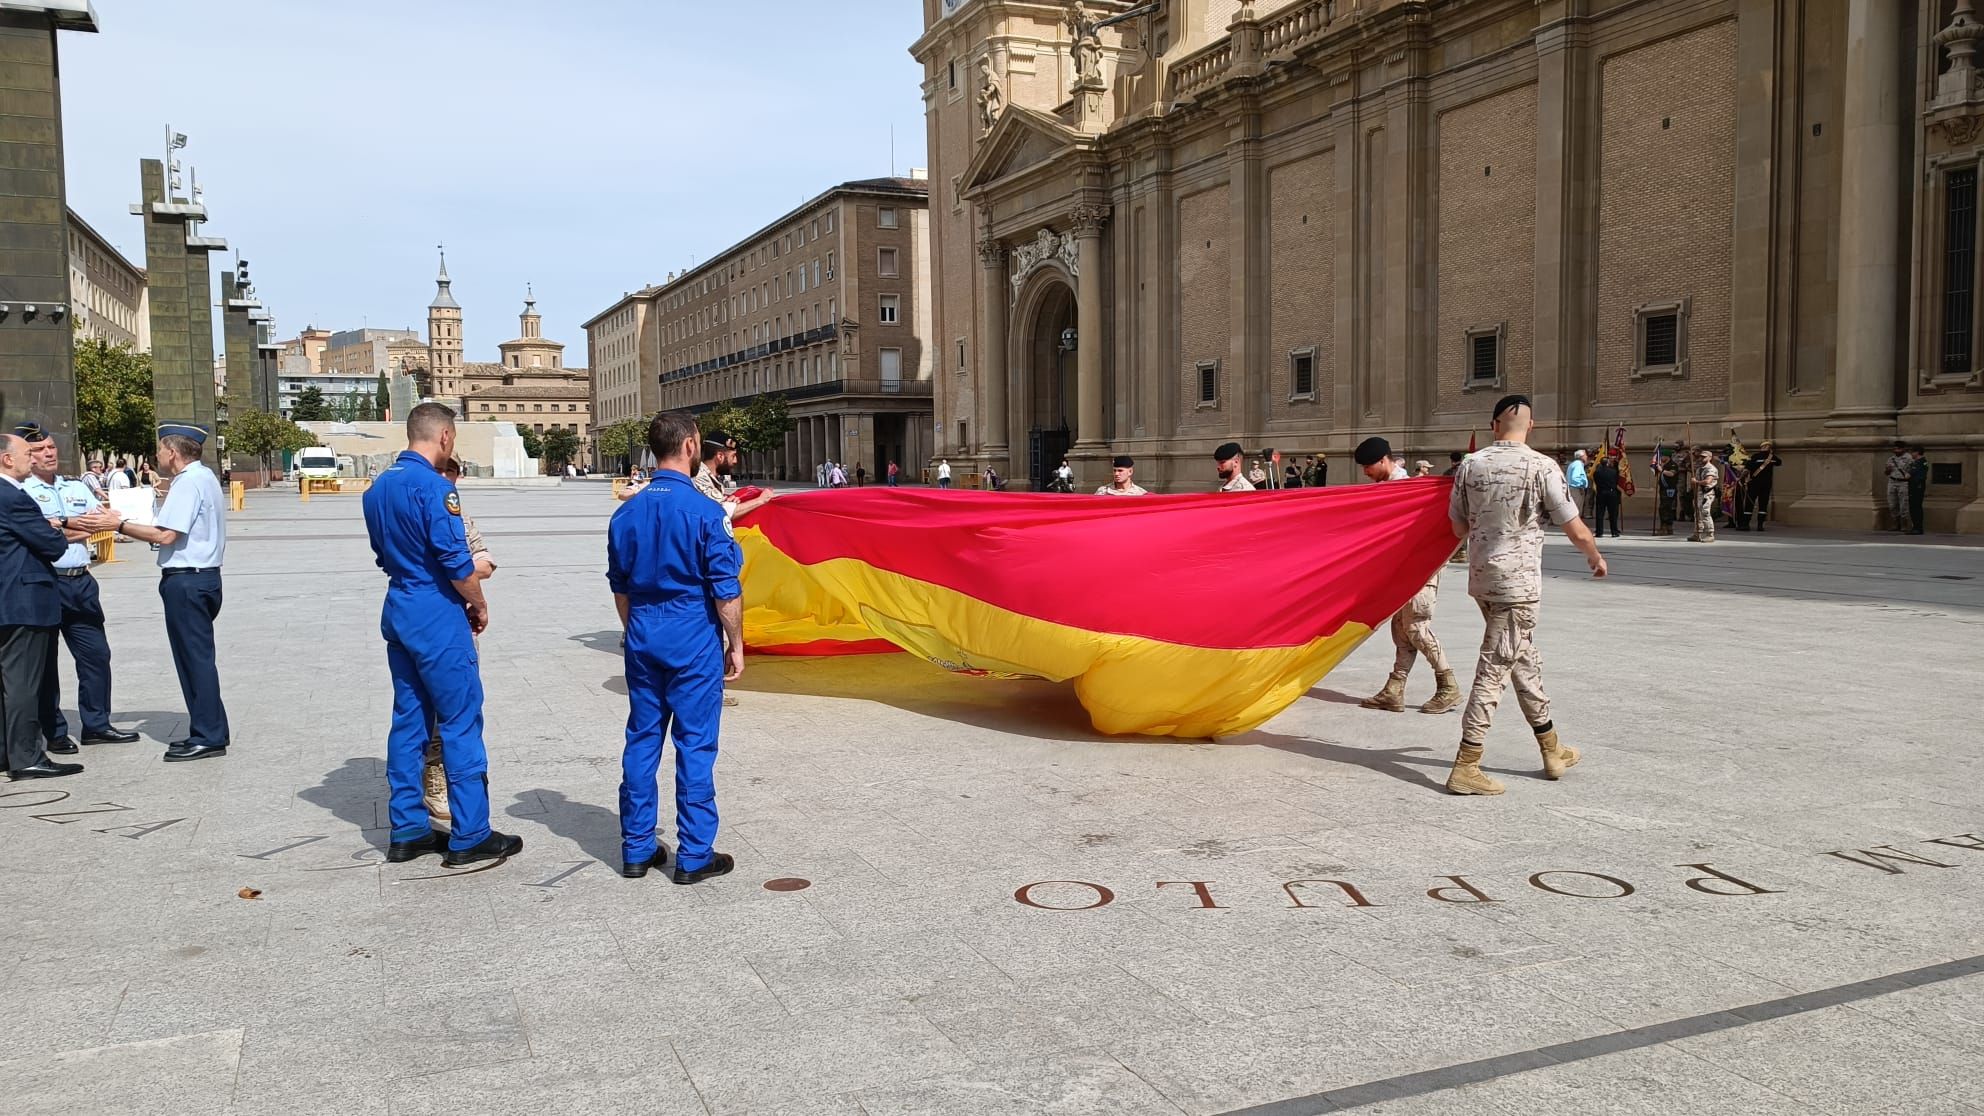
left=1353, top=436, right=1393, bottom=467
left=1213, top=442, right=1244, bottom=463
left=157, top=421, right=209, bottom=445
left=12, top=419, right=52, bottom=443
left=1112, top=455, right=1134, bottom=468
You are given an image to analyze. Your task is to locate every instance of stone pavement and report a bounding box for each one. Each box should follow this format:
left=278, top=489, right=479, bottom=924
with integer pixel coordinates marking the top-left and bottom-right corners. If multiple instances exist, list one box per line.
left=4, top=483, right=1982, bottom=1115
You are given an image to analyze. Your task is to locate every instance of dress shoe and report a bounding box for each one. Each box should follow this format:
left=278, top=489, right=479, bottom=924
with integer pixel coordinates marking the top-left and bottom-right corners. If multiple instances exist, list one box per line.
left=163, top=741, right=228, bottom=763
left=671, top=851, right=735, bottom=885
left=442, top=831, right=523, bottom=868
left=621, top=846, right=670, bottom=879
left=386, top=829, right=449, bottom=863
left=45, top=736, right=78, bottom=755
left=80, top=728, right=140, bottom=745
left=9, top=760, right=84, bottom=780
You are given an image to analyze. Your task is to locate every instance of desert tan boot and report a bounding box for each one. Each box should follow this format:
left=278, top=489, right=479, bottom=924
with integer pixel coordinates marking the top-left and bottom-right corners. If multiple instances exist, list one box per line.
left=1418, top=670, right=1461, bottom=714
left=1536, top=729, right=1581, bottom=780
left=1445, top=743, right=1505, bottom=796
left=422, top=739, right=452, bottom=824
left=1360, top=674, right=1407, bottom=712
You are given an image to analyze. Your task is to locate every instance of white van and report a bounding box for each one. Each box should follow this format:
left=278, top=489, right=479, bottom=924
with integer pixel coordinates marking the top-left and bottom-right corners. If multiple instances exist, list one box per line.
left=293, top=446, right=339, bottom=482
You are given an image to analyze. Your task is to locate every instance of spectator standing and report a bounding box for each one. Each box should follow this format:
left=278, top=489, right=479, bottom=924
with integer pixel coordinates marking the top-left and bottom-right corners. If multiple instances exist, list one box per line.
left=1565, top=450, right=1591, bottom=525
left=937, top=459, right=953, bottom=489
left=1248, top=460, right=1269, bottom=490
left=886, top=460, right=900, bottom=487
left=1593, top=454, right=1622, bottom=538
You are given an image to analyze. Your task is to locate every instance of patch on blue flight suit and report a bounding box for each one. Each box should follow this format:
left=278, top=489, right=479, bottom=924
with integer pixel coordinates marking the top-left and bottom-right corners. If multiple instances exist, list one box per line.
left=445, top=491, right=462, bottom=516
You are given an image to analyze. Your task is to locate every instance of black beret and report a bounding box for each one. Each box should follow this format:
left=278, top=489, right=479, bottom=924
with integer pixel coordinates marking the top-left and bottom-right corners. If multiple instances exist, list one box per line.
left=1213, top=442, right=1244, bottom=462
left=1492, top=394, right=1531, bottom=421
left=1353, top=436, right=1393, bottom=467
left=1111, top=455, right=1134, bottom=468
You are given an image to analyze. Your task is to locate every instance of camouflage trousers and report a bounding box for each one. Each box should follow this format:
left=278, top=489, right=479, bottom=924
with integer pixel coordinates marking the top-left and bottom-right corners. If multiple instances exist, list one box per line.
left=1887, top=481, right=1910, bottom=529
left=1693, top=492, right=1717, bottom=541
left=1389, top=582, right=1449, bottom=677
left=1460, top=600, right=1550, bottom=745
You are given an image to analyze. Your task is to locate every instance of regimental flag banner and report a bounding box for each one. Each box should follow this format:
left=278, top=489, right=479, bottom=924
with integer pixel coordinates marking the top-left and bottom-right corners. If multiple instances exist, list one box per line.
left=731, top=482, right=1460, bottom=739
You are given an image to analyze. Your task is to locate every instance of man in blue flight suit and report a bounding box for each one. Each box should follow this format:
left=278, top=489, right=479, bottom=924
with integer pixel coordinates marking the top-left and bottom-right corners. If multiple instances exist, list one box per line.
left=608, top=411, right=743, bottom=883
left=110, top=422, right=232, bottom=761
left=361, top=403, right=522, bottom=867
left=15, top=422, right=141, bottom=754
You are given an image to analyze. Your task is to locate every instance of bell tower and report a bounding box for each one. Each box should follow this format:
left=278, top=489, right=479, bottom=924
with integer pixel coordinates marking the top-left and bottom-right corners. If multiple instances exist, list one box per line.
left=426, top=246, right=464, bottom=402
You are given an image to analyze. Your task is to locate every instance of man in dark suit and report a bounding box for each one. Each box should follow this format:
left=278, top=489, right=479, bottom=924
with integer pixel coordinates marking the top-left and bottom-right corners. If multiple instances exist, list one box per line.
left=0, top=432, right=81, bottom=779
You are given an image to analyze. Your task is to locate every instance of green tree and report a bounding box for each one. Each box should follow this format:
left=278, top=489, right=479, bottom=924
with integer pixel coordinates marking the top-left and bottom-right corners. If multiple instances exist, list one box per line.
left=514, top=423, right=544, bottom=458
left=226, top=408, right=316, bottom=480
left=541, top=427, right=580, bottom=468
left=375, top=372, right=390, bottom=419
left=738, top=394, right=794, bottom=454
left=292, top=386, right=329, bottom=421
left=593, top=417, right=647, bottom=471
left=74, top=336, right=156, bottom=457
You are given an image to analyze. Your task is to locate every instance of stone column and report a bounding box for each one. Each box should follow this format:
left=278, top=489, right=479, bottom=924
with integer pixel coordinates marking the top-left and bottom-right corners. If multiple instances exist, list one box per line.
left=1072, top=203, right=1111, bottom=449
left=1829, top=0, right=1906, bottom=427
left=0, top=6, right=95, bottom=473
left=978, top=234, right=1009, bottom=461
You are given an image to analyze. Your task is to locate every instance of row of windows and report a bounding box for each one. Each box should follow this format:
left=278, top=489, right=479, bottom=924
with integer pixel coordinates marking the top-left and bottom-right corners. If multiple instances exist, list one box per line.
left=659, top=209, right=841, bottom=315
left=1186, top=307, right=1691, bottom=409
left=468, top=401, right=586, bottom=413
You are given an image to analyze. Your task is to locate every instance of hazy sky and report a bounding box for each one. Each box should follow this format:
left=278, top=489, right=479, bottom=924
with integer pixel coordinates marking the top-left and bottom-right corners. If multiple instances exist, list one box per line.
left=60, top=1, right=930, bottom=362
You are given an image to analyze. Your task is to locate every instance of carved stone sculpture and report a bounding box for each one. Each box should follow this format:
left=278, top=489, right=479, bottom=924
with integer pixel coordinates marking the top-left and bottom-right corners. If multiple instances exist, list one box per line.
left=977, top=55, right=1005, bottom=134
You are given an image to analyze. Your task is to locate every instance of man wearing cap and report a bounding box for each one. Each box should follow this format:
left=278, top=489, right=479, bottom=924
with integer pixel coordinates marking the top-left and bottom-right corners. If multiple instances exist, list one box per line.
left=1096, top=455, right=1148, bottom=496
left=362, top=403, right=523, bottom=868
left=15, top=423, right=140, bottom=755
left=1446, top=395, right=1607, bottom=796
left=691, top=431, right=774, bottom=709
left=0, top=432, right=81, bottom=780
left=1689, top=446, right=1720, bottom=543
left=1354, top=437, right=1459, bottom=715
left=106, top=423, right=232, bottom=761
left=1214, top=443, right=1254, bottom=491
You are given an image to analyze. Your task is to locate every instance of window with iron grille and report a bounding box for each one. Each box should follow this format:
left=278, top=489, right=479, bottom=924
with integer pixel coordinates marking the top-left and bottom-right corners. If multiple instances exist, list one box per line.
left=1642, top=313, right=1679, bottom=366
left=1462, top=324, right=1505, bottom=390
left=1471, top=335, right=1497, bottom=381
left=1943, top=167, right=1976, bottom=375
left=1197, top=360, right=1219, bottom=405
left=1629, top=300, right=1689, bottom=380
left=1289, top=348, right=1316, bottom=399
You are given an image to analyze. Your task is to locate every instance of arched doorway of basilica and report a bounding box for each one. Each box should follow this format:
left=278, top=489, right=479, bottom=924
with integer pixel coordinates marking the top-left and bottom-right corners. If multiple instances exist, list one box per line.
left=1015, top=276, right=1076, bottom=491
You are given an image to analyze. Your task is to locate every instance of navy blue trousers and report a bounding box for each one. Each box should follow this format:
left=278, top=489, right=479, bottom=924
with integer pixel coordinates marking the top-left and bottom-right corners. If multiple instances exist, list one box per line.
left=160, top=569, right=229, bottom=747
left=41, top=572, right=112, bottom=740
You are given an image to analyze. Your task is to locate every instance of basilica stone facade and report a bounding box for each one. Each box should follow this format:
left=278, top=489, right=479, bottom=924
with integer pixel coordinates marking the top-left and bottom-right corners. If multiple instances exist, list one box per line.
left=912, top=0, right=1984, bottom=531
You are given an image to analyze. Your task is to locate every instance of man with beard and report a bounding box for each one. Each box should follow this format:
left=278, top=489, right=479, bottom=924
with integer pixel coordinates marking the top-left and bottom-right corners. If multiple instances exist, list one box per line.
left=692, top=431, right=778, bottom=522
left=1214, top=442, right=1255, bottom=491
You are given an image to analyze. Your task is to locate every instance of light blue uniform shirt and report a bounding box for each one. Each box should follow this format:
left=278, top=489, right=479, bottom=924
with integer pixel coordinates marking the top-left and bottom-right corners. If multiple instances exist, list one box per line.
left=22, top=473, right=100, bottom=569
left=155, top=460, right=227, bottom=569
left=1566, top=460, right=1589, bottom=490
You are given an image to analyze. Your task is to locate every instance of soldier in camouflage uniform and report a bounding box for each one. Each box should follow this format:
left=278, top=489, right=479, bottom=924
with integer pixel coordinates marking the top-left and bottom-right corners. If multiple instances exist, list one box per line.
left=1353, top=437, right=1460, bottom=714
left=1689, top=447, right=1719, bottom=543
left=1444, top=395, right=1608, bottom=795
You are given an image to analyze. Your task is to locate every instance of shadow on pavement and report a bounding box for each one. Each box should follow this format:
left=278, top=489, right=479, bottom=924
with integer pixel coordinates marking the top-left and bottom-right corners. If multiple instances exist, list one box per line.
left=728, top=652, right=1177, bottom=745
left=512, top=788, right=629, bottom=867
left=1235, top=729, right=1544, bottom=793
left=568, top=630, right=623, bottom=655
left=297, top=757, right=388, bottom=837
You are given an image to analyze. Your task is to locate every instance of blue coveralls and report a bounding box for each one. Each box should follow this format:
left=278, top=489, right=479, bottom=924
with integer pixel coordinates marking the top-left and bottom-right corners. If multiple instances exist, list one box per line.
left=606, top=468, right=740, bottom=872
left=361, top=451, right=491, bottom=851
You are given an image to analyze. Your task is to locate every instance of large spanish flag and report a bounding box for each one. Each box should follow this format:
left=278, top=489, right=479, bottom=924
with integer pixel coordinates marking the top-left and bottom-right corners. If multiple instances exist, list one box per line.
left=733, top=480, right=1457, bottom=739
